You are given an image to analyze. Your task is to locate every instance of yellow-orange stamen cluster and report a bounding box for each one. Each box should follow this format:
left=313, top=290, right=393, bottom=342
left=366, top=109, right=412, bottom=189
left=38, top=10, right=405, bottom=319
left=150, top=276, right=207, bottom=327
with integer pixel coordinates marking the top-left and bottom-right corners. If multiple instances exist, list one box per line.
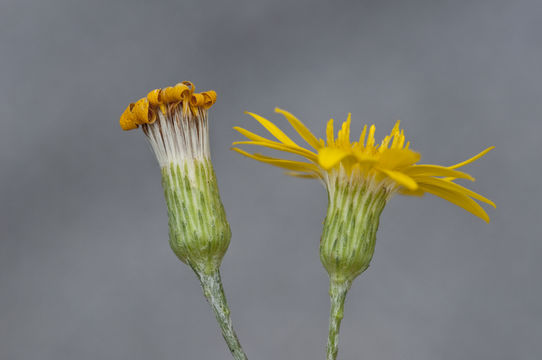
left=119, top=81, right=217, bottom=130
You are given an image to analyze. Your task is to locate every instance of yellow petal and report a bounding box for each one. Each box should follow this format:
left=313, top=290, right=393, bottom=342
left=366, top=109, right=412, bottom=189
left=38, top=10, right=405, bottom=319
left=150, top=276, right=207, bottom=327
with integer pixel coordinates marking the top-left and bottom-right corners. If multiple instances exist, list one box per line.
left=379, top=169, right=418, bottom=190
left=190, top=93, right=205, bottom=107
left=119, top=103, right=138, bottom=130
left=231, top=148, right=319, bottom=172
left=163, top=83, right=191, bottom=103
left=285, top=171, right=321, bottom=179
left=378, top=148, right=421, bottom=170
left=245, top=112, right=298, bottom=147
left=448, top=146, right=495, bottom=170
left=201, top=91, right=217, bottom=109
left=318, top=147, right=350, bottom=169
left=351, top=149, right=379, bottom=165
left=405, top=165, right=475, bottom=181
left=232, top=141, right=318, bottom=161
left=399, top=187, right=425, bottom=196
left=416, top=177, right=496, bottom=208
left=132, top=98, right=151, bottom=125
left=147, top=89, right=163, bottom=107
left=275, top=108, right=321, bottom=150
left=233, top=126, right=274, bottom=143
left=418, top=183, right=490, bottom=223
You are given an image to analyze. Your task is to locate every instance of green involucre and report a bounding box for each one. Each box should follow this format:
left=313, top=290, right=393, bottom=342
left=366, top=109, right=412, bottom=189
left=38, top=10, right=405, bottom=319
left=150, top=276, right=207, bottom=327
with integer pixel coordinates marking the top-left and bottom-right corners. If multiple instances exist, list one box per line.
left=320, top=181, right=388, bottom=283
left=161, top=159, right=231, bottom=274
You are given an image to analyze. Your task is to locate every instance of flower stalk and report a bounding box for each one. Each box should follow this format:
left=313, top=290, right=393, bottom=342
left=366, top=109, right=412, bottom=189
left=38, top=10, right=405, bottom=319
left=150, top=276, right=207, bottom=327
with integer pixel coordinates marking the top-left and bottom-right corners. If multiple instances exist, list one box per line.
left=326, top=279, right=351, bottom=360
left=197, top=269, right=248, bottom=360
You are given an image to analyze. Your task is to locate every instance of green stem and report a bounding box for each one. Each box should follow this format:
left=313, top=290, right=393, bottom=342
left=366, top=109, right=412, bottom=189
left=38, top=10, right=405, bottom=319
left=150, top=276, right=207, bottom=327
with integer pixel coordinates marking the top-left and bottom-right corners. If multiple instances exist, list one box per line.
left=326, top=279, right=351, bottom=360
left=197, top=269, right=248, bottom=360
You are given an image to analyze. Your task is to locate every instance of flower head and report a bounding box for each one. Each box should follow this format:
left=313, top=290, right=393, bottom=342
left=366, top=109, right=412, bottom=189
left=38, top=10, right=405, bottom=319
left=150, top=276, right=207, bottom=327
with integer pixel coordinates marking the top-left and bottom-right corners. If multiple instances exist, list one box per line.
left=232, top=108, right=495, bottom=223
left=120, top=82, right=230, bottom=274
left=233, top=107, right=495, bottom=360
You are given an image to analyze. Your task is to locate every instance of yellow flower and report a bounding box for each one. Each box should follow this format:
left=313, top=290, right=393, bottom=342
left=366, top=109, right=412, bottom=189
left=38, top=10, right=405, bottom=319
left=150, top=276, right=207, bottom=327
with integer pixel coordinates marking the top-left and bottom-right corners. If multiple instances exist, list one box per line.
left=119, top=81, right=231, bottom=272
left=232, top=108, right=495, bottom=222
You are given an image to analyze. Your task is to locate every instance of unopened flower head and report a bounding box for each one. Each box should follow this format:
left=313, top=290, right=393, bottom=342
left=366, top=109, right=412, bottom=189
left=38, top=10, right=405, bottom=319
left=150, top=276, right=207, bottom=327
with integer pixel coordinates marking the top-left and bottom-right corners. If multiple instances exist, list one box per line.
left=232, top=108, right=495, bottom=282
left=120, top=82, right=230, bottom=274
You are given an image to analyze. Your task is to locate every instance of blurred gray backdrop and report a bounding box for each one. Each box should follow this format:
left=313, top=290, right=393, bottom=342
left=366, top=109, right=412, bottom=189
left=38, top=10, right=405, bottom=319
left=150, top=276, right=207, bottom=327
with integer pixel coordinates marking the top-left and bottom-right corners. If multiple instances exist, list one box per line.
left=1, top=0, right=541, bottom=359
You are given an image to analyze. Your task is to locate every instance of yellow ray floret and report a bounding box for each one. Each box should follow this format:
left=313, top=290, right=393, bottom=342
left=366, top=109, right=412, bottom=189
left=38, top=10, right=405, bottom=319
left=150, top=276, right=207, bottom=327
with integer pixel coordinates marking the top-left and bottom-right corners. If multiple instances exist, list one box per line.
left=232, top=108, right=495, bottom=222
left=119, top=81, right=217, bottom=130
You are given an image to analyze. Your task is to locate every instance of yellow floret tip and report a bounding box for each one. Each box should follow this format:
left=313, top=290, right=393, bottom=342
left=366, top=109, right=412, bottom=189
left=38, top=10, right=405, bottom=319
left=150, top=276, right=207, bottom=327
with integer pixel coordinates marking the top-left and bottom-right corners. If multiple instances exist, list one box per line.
left=119, top=81, right=217, bottom=131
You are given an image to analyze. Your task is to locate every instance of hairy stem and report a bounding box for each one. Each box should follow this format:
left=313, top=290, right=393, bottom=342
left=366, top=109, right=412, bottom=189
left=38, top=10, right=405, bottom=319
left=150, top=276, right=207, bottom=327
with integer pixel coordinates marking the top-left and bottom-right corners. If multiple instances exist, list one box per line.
left=197, top=269, right=248, bottom=360
left=326, top=279, right=351, bottom=360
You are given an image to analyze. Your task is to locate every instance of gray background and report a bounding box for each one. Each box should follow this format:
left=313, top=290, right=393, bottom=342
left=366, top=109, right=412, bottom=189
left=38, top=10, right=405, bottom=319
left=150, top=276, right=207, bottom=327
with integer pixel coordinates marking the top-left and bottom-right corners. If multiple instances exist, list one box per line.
left=1, top=0, right=541, bottom=359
